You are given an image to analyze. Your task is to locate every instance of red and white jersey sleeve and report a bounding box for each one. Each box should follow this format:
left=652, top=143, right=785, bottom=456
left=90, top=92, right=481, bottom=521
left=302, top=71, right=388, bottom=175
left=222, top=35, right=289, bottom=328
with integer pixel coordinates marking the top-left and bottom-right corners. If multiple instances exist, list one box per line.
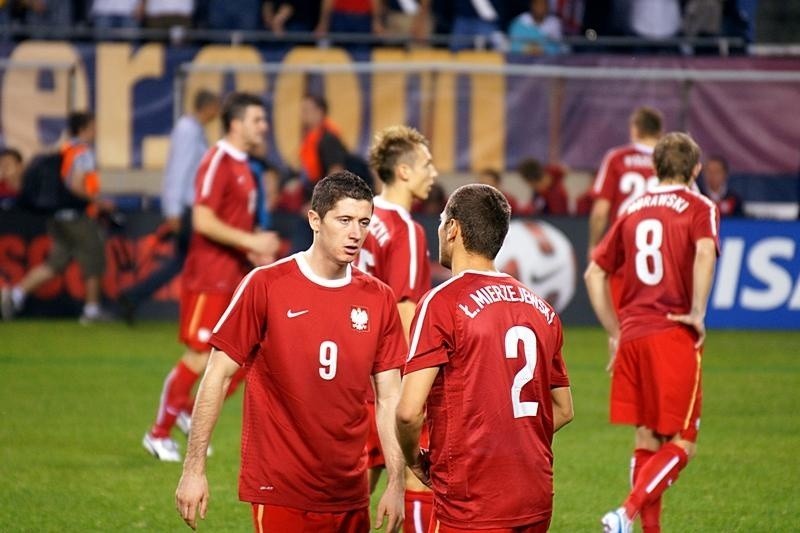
left=358, top=196, right=431, bottom=303
left=593, top=185, right=720, bottom=342
left=182, top=140, right=257, bottom=294
left=209, top=254, right=407, bottom=512
left=405, top=271, right=568, bottom=529
left=592, top=143, right=658, bottom=223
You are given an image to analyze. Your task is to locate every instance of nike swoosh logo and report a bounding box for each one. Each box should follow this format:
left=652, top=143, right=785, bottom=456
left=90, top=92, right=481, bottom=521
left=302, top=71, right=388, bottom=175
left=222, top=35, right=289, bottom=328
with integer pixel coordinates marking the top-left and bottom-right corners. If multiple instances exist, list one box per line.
left=286, top=309, right=309, bottom=318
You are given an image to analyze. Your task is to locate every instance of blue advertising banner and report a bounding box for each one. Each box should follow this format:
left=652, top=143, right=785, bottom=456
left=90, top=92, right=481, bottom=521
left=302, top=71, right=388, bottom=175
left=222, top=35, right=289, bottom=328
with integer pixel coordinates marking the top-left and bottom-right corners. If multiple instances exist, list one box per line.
left=707, top=220, right=800, bottom=329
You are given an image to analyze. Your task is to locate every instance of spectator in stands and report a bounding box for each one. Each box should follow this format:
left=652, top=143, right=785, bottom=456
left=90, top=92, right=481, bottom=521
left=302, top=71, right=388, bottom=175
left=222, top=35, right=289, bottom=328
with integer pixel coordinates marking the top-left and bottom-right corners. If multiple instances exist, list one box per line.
left=1, top=112, right=112, bottom=324
left=142, top=0, right=193, bottom=30
left=450, top=0, right=507, bottom=51
left=383, top=0, right=433, bottom=42
left=629, top=0, right=682, bottom=40
left=476, top=167, right=520, bottom=214
left=315, top=0, right=383, bottom=40
left=0, top=147, right=23, bottom=201
left=508, top=0, right=564, bottom=55
left=117, top=90, right=220, bottom=323
left=19, top=0, right=74, bottom=26
left=518, top=159, right=569, bottom=215
left=683, top=0, right=723, bottom=38
left=271, top=0, right=321, bottom=34
left=207, top=0, right=264, bottom=30
left=699, top=155, right=743, bottom=217
left=91, top=0, right=140, bottom=30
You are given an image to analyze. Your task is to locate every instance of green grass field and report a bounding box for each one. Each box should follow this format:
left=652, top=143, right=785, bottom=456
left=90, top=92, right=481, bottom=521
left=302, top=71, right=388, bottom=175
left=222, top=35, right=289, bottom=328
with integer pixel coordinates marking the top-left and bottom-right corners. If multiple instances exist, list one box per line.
left=0, top=321, right=798, bottom=532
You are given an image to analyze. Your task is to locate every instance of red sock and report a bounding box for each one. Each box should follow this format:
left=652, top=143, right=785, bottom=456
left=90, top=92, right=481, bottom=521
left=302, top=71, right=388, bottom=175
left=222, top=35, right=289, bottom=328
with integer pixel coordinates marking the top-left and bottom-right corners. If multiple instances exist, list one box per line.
left=151, top=361, right=200, bottom=438
left=624, top=443, right=688, bottom=520
left=405, top=489, right=434, bottom=533
left=632, top=449, right=661, bottom=533
left=225, top=366, right=248, bottom=399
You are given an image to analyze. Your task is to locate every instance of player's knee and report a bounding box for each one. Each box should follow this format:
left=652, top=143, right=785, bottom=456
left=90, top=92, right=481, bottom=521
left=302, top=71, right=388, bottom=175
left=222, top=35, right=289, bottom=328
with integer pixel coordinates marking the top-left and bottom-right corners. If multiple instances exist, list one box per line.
left=634, top=426, right=661, bottom=451
left=672, top=438, right=696, bottom=459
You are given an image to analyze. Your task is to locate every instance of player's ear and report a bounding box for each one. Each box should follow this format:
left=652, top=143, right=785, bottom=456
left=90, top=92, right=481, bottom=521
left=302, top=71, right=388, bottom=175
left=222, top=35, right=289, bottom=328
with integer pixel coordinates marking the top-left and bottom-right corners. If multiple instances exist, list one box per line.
left=691, top=162, right=702, bottom=182
left=308, top=209, right=321, bottom=233
left=446, top=218, right=460, bottom=243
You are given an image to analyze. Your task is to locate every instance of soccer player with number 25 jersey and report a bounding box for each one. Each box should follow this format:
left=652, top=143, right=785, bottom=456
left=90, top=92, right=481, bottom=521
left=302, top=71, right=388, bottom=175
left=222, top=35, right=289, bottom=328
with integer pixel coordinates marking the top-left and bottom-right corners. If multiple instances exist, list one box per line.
left=585, top=132, right=720, bottom=533
left=397, top=184, right=574, bottom=533
left=175, top=171, right=408, bottom=532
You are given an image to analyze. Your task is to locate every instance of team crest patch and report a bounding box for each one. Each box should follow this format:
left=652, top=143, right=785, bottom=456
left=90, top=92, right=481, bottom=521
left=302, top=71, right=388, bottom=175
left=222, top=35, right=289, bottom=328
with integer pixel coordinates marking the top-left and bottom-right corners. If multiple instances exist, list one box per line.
left=351, top=306, right=369, bottom=332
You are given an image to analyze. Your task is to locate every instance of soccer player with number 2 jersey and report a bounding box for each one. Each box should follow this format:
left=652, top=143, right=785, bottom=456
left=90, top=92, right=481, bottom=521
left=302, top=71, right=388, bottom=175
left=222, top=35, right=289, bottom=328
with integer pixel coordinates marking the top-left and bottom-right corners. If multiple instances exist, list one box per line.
left=175, top=171, right=407, bottom=532
left=585, top=132, right=720, bottom=533
left=397, top=184, right=574, bottom=533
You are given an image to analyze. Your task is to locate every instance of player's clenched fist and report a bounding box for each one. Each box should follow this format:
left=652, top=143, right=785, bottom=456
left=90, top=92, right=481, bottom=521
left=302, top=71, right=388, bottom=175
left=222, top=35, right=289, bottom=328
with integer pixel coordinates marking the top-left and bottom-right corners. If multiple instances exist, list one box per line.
left=175, top=472, right=209, bottom=530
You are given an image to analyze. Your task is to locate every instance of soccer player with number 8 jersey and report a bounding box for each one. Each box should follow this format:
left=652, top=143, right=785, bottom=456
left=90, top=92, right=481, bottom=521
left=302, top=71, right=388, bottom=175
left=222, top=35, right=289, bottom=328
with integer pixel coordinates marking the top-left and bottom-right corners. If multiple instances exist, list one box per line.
left=585, top=132, right=720, bottom=533
left=396, top=184, right=574, bottom=532
left=175, top=171, right=408, bottom=532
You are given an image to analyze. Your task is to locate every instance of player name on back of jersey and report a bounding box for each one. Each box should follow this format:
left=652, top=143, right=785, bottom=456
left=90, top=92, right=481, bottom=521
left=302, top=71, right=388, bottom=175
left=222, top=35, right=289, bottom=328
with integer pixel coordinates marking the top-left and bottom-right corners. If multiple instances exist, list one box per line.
left=624, top=153, right=653, bottom=168
left=625, top=192, right=690, bottom=216
left=369, top=217, right=391, bottom=246
left=458, top=283, right=555, bottom=324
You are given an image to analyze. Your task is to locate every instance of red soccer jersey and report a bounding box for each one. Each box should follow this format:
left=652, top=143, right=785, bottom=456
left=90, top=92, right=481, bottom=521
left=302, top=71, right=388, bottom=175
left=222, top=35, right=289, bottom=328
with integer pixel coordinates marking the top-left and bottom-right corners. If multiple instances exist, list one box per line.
left=405, top=271, right=570, bottom=529
left=593, top=184, right=720, bottom=342
left=182, top=140, right=256, bottom=294
left=358, top=196, right=431, bottom=303
left=210, top=253, right=407, bottom=511
left=593, top=142, right=659, bottom=223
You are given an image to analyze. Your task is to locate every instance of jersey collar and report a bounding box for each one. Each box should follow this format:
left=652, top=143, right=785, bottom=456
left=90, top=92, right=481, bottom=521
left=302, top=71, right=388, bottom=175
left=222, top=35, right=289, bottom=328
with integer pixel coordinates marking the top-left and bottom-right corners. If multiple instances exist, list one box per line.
left=649, top=184, right=687, bottom=193
left=459, top=269, right=511, bottom=278
left=632, top=142, right=655, bottom=154
left=373, top=195, right=412, bottom=219
left=293, top=252, right=352, bottom=288
left=216, top=139, right=248, bottom=162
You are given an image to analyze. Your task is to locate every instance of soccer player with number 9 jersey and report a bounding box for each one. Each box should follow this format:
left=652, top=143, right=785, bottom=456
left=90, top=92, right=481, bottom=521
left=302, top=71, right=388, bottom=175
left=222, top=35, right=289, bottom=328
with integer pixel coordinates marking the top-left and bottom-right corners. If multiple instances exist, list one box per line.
left=175, top=171, right=408, bottom=532
left=397, top=184, right=574, bottom=532
left=585, top=132, right=720, bottom=533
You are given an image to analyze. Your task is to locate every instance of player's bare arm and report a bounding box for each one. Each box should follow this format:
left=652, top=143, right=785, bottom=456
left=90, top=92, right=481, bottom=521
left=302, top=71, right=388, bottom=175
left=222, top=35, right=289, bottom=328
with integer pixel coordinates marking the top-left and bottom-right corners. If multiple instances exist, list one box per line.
left=551, top=386, right=574, bottom=432
left=372, top=368, right=405, bottom=531
left=396, top=367, right=439, bottom=486
left=587, top=198, right=611, bottom=259
left=175, top=349, right=240, bottom=530
left=584, top=260, right=620, bottom=371
left=192, top=204, right=277, bottom=256
left=396, top=299, right=417, bottom=342
left=667, top=237, right=717, bottom=348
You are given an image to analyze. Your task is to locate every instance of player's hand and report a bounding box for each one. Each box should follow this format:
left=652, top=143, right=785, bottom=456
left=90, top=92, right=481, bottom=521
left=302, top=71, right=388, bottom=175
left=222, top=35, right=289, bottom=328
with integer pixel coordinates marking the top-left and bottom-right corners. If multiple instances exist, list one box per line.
left=374, top=481, right=404, bottom=531
left=667, top=311, right=706, bottom=348
left=247, top=231, right=281, bottom=257
left=175, top=472, right=209, bottom=530
left=408, top=448, right=432, bottom=488
left=606, top=336, right=618, bottom=374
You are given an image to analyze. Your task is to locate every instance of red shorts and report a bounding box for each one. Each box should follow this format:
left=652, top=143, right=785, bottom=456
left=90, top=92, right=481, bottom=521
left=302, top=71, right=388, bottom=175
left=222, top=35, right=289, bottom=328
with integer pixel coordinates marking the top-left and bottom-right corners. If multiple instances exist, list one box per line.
left=405, top=489, right=434, bottom=533
left=365, top=401, right=385, bottom=469
left=251, top=504, right=369, bottom=533
left=178, top=289, right=232, bottom=352
left=431, top=516, right=550, bottom=533
left=611, top=327, right=703, bottom=442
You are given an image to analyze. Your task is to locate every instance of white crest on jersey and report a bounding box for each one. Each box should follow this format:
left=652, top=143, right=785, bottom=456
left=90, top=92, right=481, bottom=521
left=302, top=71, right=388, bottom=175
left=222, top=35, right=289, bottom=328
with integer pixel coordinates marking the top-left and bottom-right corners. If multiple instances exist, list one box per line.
left=351, top=307, right=369, bottom=331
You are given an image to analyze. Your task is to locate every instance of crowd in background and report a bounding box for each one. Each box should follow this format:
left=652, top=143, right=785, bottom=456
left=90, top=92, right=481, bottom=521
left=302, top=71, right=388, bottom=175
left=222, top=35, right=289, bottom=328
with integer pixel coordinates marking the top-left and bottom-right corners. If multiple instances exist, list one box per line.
left=1, top=1, right=797, bottom=52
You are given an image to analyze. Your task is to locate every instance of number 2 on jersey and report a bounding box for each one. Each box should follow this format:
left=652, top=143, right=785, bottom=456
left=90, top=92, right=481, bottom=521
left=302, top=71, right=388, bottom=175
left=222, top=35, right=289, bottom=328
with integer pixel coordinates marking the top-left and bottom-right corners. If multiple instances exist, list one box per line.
left=504, top=326, right=539, bottom=418
left=319, top=341, right=338, bottom=380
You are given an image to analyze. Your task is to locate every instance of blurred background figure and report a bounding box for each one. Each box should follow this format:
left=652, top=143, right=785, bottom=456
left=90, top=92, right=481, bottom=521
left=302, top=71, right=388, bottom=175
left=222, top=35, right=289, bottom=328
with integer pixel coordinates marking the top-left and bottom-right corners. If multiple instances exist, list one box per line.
left=90, top=0, right=141, bottom=31
left=271, top=0, right=321, bottom=35
left=117, top=90, right=221, bottom=324
left=518, top=158, right=569, bottom=215
left=2, top=112, right=113, bottom=324
left=508, top=0, right=563, bottom=55
left=0, top=147, right=23, bottom=203
left=699, top=155, right=743, bottom=217
left=476, top=167, right=520, bottom=214
left=383, top=0, right=432, bottom=42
